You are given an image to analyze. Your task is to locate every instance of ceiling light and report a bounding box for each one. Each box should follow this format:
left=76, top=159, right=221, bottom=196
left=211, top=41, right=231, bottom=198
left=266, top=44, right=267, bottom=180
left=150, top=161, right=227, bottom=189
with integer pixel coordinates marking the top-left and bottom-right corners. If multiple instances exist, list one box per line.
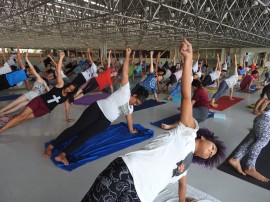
left=183, top=0, right=188, bottom=4
left=253, top=1, right=258, bottom=6
left=205, top=7, right=210, bottom=12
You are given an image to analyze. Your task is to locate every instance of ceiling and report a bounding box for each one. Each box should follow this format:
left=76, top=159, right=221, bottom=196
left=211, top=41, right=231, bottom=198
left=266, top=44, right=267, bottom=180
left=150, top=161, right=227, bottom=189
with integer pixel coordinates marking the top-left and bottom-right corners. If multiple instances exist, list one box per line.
left=1, top=0, right=270, bottom=50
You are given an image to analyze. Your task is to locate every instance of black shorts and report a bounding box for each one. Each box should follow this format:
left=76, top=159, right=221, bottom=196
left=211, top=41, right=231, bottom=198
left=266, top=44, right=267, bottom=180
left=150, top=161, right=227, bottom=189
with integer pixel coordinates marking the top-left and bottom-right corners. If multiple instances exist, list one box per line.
left=166, top=74, right=177, bottom=87
left=0, top=74, right=11, bottom=90
left=260, top=84, right=270, bottom=99
left=71, top=73, right=86, bottom=87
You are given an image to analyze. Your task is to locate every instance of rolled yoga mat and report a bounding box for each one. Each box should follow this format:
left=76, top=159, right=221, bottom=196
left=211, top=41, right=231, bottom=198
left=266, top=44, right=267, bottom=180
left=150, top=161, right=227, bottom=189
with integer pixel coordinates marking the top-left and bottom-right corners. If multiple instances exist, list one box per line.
left=46, top=122, right=154, bottom=171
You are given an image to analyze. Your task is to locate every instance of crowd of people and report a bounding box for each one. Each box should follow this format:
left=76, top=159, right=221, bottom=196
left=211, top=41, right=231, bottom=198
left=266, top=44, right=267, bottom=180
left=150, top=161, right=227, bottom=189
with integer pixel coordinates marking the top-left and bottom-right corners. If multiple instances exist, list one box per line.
left=0, top=39, right=269, bottom=201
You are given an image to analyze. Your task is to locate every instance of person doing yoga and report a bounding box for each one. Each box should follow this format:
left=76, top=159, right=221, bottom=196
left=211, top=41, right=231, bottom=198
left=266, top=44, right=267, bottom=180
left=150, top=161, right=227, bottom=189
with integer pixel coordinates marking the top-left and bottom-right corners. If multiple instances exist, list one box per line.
left=0, top=52, right=78, bottom=133
left=80, top=38, right=226, bottom=202
left=44, top=47, right=149, bottom=166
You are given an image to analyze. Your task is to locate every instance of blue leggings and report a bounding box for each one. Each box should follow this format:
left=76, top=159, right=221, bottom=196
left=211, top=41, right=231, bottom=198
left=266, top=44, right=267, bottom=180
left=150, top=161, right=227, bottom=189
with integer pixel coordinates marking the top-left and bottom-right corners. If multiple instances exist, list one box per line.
left=212, top=80, right=229, bottom=100
left=170, top=82, right=181, bottom=97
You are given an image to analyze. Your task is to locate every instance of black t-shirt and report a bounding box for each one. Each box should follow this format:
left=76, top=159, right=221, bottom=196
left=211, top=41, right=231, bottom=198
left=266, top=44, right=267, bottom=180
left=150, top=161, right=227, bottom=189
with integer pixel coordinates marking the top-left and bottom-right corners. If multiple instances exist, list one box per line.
left=40, top=86, right=68, bottom=111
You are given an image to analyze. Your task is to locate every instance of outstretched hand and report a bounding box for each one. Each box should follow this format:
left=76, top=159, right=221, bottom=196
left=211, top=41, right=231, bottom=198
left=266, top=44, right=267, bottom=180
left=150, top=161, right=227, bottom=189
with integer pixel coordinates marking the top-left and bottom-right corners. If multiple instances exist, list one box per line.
left=59, top=52, right=65, bottom=59
left=180, top=38, right=192, bottom=60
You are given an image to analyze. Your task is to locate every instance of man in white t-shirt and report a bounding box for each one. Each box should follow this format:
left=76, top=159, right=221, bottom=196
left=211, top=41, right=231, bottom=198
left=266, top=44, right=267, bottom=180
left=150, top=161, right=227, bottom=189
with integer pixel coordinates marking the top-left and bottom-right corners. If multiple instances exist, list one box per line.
left=81, top=39, right=226, bottom=202
left=0, top=62, right=12, bottom=75
left=210, top=54, right=244, bottom=108
left=45, top=48, right=150, bottom=166
left=244, top=52, right=250, bottom=67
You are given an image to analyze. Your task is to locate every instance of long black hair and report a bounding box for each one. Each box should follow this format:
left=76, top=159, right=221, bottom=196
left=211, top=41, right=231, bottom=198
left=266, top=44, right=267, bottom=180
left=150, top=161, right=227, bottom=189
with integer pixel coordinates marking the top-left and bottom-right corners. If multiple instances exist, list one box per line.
left=63, top=83, right=79, bottom=103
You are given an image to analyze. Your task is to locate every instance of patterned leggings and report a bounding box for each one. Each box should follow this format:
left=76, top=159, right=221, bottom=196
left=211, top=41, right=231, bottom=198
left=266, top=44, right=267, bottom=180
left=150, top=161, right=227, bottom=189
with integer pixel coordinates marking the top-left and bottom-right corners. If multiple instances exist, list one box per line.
left=233, top=113, right=270, bottom=168
left=81, top=157, right=141, bottom=202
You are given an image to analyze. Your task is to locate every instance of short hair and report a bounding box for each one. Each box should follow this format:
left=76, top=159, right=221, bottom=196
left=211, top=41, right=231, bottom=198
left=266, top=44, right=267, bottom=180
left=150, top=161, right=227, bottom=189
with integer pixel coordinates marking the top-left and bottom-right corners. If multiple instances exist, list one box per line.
left=192, top=79, right=202, bottom=88
left=251, top=70, right=259, bottom=75
left=157, top=69, right=166, bottom=75
left=131, top=85, right=149, bottom=103
left=192, top=128, right=226, bottom=169
left=221, top=70, right=227, bottom=73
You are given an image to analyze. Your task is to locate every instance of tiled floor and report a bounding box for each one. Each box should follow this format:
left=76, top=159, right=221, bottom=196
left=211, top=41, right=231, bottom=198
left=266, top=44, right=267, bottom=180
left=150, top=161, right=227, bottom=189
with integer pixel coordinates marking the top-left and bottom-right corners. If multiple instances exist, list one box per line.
left=0, top=85, right=269, bottom=202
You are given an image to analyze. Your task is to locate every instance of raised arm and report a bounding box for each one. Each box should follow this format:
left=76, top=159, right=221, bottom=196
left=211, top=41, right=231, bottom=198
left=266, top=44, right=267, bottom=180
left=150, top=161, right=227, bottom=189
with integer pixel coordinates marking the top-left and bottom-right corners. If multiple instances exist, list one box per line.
left=17, top=47, right=26, bottom=70
left=173, top=52, right=176, bottom=66
left=55, top=52, right=65, bottom=88
left=47, top=54, right=57, bottom=67
left=107, top=50, right=111, bottom=68
left=87, top=48, right=94, bottom=64
left=149, top=51, right=154, bottom=73
left=121, top=48, right=131, bottom=86
left=155, top=52, right=161, bottom=72
left=234, top=53, right=237, bottom=74
left=131, top=51, right=135, bottom=64
left=25, top=52, right=42, bottom=80
left=1, top=48, right=6, bottom=63
left=180, top=38, right=195, bottom=128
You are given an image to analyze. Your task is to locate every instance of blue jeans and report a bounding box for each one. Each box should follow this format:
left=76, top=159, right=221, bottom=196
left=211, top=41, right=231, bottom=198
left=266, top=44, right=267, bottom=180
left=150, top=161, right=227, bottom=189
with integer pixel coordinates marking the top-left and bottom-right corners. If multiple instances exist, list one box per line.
left=170, top=82, right=181, bottom=97
left=212, top=80, right=229, bottom=100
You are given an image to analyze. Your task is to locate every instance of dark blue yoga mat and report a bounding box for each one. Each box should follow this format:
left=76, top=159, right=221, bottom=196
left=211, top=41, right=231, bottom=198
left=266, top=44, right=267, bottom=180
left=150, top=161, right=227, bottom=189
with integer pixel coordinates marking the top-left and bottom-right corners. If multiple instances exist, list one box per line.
left=134, top=99, right=166, bottom=112
left=0, top=94, right=21, bottom=101
left=151, top=111, right=215, bottom=128
left=46, top=122, right=154, bottom=171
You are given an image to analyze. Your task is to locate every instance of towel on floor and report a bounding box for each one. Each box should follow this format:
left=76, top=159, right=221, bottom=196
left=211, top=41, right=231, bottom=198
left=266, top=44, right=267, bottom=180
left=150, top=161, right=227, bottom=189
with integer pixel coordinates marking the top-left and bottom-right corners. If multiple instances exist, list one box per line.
left=46, top=122, right=154, bottom=171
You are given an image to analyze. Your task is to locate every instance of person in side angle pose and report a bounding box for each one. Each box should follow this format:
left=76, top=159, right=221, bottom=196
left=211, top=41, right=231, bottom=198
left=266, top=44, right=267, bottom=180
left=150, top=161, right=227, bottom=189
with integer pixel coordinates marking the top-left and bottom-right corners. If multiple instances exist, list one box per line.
left=80, top=39, right=226, bottom=202
left=229, top=110, right=270, bottom=182
left=0, top=51, right=50, bottom=115
left=210, top=54, right=244, bottom=108
left=0, top=52, right=78, bottom=133
left=44, top=47, right=149, bottom=166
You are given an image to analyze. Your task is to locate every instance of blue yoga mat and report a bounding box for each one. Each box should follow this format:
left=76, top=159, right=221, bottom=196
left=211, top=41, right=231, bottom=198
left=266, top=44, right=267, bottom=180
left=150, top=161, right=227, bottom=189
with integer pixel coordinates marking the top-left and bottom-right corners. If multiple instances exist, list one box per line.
left=0, top=94, right=21, bottom=101
left=134, top=99, right=166, bottom=112
left=151, top=111, right=215, bottom=128
left=161, top=95, right=182, bottom=104
left=46, top=122, right=154, bottom=171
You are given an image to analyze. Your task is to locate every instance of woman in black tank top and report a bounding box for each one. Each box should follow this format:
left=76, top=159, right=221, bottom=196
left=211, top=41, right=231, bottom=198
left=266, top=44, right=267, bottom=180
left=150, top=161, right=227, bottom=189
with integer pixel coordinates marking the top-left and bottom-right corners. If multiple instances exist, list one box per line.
left=0, top=52, right=78, bottom=134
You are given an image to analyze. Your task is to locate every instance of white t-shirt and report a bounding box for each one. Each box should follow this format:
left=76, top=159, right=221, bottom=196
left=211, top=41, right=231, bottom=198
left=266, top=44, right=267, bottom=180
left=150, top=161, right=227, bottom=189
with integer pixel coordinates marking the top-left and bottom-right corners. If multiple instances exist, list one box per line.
left=163, top=69, right=171, bottom=79
left=225, top=73, right=238, bottom=88
left=192, top=61, right=198, bottom=72
left=209, top=70, right=221, bottom=81
left=244, top=55, right=250, bottom=62
left=222, top=63, right=227, bottom=70
left=7, top=55, right=16, bottom=66
left=122, top=121, right=199, bottom=202
left=97, top=82, right=133, bottom=122
left=0, top=62, right=12, bottom=75
left=81, top=63, right=97, bottom=80
left=174, top=70, right=183, bottom=81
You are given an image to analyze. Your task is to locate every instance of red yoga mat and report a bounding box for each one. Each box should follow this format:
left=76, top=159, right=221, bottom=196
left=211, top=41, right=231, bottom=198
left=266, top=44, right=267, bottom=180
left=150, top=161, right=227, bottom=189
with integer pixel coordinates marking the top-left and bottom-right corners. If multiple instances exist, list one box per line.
left=209, top=96, right=244, bottom=111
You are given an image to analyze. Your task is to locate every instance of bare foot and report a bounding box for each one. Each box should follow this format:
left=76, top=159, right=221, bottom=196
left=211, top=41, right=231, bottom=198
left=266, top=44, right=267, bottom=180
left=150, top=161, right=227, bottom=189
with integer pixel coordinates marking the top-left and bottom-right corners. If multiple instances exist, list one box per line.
left=244, top=167, right=269, bottom=182
left=253, top=109, right=262, bottom=115
left=228, top=157, right=246, bottom=176
left=44, top=144, right=54, bottom=158
left=210, top=103, right=218, bottom=108
left=161, top=123, right=174, bottom=130
left=55, top=152, right=69, bottom=165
